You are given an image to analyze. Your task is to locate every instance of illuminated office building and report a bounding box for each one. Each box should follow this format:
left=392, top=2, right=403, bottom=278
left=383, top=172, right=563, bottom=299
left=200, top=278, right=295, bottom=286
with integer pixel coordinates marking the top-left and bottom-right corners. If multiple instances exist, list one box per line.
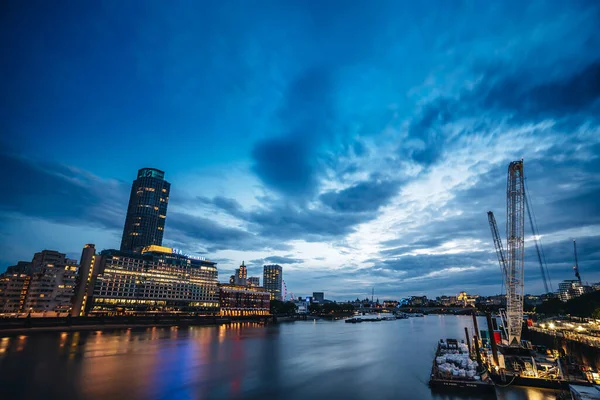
left=263, top=264, right=282, bottom=301
left=218, top=284, right=270, bottom=316
left=90, top=245, right=219, bottom=315
left=247, top=277, right=260, bottom=287
left=120, top=168, right=171, bottom=253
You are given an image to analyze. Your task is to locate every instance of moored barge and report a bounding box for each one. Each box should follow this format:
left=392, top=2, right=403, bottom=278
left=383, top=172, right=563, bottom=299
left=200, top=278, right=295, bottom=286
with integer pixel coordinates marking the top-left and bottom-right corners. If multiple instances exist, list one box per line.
left=429, top=339, right=496, bottom=394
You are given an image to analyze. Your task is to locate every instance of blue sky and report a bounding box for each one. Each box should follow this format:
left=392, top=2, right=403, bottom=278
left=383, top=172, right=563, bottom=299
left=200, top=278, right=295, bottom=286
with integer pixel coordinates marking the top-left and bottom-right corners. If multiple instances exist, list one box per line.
left=1, top=1, right=599, bottom=300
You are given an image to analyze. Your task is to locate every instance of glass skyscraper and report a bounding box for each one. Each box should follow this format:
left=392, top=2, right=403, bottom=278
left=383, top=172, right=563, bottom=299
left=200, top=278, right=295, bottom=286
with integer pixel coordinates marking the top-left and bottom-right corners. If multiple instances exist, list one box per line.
left=120, top=168, right=171, bottom=253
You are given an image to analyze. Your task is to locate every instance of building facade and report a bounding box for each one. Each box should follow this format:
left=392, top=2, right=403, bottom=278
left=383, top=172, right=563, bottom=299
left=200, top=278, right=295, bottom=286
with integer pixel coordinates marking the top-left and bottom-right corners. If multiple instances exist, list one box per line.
left=558, top=280, right=585, bottom=302
left=71, top=244, right=101, bottom=316
left=263, top=264, right=282, bottom=301
left=0, top=274, right=30, bottom=313
left=5, top=261, right=32, bottom=275
left=31, top=250, right=67, bottom=272
left=120, top=168, right=171, bottom=253
left=25, top=262, right=78, bottom=314
left=90, top=245, right=219, bottom=315
left=218, top=284, right=270, bottom=316
left=247, top=277, right=260, bottom=287
left=312, top=292, right=324, bottom=303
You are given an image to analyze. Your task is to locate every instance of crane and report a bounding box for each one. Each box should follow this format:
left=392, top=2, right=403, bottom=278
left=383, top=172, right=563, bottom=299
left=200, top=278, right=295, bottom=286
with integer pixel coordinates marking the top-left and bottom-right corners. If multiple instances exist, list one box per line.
left=487, top=211, right=508, bottom=284
left=505, top=160, right=525, bottom=346
left=573, top=240, right=582, bottom=283
left=524, top=189, right=552, bottom=293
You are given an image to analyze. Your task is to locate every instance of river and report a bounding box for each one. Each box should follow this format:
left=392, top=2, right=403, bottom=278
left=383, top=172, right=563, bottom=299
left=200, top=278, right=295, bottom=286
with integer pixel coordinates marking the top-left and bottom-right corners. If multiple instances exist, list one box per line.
left=0, top=315, right=564, bottom=400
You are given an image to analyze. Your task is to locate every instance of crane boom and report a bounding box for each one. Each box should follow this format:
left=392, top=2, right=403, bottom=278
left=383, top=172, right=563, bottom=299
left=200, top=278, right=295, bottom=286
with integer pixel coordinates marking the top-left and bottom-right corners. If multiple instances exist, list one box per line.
left=524, top=190, right=550, bottom=293
left=506, top=160, right=525, bottom=346
left=487, top=211, right=508, bottom=284
left=573, top=240, right=581, bottom=283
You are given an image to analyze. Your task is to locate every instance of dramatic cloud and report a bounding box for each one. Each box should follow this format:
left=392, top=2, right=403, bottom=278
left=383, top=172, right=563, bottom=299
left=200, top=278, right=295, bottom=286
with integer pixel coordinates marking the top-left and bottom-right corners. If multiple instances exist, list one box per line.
left=251, top=256, right=304, bottom=265
left=0, top=152, right=127, bottom=230
left=320, top=179, right=402, bottom=213
left=2, top=1, right=600, bottom=299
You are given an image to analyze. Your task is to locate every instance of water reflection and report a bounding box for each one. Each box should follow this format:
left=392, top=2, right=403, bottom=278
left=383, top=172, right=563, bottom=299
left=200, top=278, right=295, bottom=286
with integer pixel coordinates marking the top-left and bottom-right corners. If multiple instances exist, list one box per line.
left=0, top=319, right=560, bottom=400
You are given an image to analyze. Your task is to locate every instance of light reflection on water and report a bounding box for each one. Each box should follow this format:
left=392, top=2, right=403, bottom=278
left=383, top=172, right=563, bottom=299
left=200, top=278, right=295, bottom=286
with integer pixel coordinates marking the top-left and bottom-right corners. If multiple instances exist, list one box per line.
left=0, top=317, right=563, bottom=400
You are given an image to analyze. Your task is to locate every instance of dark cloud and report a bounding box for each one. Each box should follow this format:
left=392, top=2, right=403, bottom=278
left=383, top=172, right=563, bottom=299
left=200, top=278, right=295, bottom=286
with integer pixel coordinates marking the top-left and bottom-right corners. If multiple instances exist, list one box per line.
left=250, top=256, right=304, bottom=265
left=166, top=212, right=289, bottom=253
left=251, top=68, right=334, bottom=196
left=247, top=203, right=371, bottom=241
left=0, top=152, right=127, bottom=230
left=481, top=61, right=600, bottom=120
left=320, top=179, right=402, bottom=213
left=198, top=195, right=244, bottom=218
left=197, top=193, right=382, bottom=242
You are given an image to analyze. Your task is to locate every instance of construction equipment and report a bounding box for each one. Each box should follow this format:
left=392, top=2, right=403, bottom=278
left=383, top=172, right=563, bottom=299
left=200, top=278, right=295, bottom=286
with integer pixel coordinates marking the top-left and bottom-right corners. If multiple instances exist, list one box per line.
left=488, top=211, right=508, bottom=284
left=488, top=161, right=527, bottom=346
left=524, top=188, right=552, bottom=293
left=505, top=160, right=526, bottom=346
left=573, top=240, right=582, bottom=283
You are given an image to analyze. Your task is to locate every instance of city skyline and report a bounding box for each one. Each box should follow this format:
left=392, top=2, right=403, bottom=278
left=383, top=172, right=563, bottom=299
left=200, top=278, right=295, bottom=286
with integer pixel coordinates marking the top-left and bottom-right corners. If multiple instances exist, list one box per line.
left=2, top=1, right=600, bottom=300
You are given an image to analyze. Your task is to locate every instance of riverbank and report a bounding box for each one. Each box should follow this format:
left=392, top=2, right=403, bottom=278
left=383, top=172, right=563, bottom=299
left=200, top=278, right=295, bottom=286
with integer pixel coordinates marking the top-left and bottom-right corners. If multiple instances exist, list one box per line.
left=0, top=315, right=274, bottom=335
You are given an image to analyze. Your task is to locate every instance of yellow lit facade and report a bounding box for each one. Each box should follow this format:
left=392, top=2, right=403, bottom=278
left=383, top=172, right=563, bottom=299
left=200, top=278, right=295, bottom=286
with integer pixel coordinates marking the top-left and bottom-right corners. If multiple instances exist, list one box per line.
left=218, top=284, right=270, bottom=317
left=90, top=248, right=219, bottom=315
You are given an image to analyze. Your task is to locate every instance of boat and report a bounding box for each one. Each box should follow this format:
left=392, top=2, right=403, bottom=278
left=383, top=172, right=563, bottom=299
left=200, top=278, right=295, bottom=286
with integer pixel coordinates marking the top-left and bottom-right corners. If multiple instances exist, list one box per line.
left=429, top=339, right=496, bottom=394
left=396, top=313, right=408, bottom=319
left=412, top=313, right=424, bottom=317
left=345, top=318, right=362, bottom=323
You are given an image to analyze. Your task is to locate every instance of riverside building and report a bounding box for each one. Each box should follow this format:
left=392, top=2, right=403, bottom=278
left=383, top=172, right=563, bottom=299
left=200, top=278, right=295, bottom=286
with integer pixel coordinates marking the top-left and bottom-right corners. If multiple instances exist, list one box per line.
left=90, top=245, right=219, bottom=315
left=218, top=284, right=270, bottom=316
left=25, top=261, right=78, bottom=314
left=0, top=273, right=30, bottom=313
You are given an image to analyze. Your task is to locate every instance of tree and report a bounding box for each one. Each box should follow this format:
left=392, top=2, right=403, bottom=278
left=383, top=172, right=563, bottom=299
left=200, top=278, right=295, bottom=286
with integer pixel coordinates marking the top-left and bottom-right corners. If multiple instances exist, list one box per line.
left=270, top=300, right=297, bottom=315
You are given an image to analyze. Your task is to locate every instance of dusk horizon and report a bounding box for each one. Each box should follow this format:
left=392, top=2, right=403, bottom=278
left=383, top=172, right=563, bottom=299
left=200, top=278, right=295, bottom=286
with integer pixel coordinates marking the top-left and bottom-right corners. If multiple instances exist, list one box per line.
left=2, top=1, right=600, bottom=301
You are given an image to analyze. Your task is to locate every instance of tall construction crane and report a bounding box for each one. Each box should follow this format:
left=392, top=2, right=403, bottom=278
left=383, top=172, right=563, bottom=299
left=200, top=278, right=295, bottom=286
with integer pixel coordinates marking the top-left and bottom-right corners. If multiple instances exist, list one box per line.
left=573, top=240, right=582, bottom=283
left=505, top=160, right=525, bottom=346
left=487, top=211, right=508, bottom=284
left=489, top=161, right=526, bottom=346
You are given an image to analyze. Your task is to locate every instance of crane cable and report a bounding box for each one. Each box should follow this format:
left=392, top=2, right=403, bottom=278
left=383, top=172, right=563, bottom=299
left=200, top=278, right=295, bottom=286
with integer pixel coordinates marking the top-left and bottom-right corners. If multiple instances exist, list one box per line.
left=524, top=179, right=553, bottom=292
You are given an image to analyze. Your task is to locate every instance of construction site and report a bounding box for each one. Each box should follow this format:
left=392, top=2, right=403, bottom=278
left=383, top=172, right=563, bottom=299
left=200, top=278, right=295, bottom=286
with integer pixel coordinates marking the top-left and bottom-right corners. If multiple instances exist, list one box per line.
left=478, top=159, right=600, bottom=394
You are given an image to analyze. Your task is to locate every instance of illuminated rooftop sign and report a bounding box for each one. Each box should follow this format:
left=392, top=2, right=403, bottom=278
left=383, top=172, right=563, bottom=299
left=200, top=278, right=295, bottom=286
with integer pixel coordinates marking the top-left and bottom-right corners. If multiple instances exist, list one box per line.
left=141, top=245, right=207, bottom=261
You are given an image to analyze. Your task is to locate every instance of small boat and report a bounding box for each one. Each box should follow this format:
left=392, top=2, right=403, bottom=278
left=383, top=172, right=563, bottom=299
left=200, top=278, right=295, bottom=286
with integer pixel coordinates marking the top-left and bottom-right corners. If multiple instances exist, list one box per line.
left=429, top=339, right=495, bottom=394
left=344, top=318, right=363, bottom=323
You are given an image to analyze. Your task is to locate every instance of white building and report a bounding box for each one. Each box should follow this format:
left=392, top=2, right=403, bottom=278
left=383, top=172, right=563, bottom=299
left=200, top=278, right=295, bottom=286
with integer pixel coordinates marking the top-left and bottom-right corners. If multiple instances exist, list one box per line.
left=558, top=280, right=585, bottom=302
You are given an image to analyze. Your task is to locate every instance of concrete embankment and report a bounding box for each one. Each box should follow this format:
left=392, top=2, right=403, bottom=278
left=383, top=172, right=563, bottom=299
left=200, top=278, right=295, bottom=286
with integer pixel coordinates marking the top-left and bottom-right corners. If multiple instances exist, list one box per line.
left=0, top=315, right=271, bottom=336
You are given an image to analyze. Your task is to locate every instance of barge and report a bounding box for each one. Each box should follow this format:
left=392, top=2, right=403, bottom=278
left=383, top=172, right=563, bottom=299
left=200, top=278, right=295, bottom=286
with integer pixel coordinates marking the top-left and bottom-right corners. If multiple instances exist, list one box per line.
left=429, top=339, right=496, bottom=394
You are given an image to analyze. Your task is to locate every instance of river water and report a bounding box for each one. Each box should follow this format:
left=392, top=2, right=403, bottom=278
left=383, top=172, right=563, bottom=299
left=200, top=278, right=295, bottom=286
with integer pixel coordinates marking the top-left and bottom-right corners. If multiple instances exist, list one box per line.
left=0, top=315, right=563, bottom=400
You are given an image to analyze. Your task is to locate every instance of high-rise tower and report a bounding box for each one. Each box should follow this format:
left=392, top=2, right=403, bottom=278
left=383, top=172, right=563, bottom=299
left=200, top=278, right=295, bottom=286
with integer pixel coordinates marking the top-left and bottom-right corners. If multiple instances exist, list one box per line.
left=120, top=168, right=170, bottom=253
left=263, top=264, right=282, bottom=301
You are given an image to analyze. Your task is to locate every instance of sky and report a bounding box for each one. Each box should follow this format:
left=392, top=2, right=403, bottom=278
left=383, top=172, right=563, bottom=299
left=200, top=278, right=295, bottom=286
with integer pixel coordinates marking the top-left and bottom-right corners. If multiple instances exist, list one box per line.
left=1, top=1, right=599, bottom=300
